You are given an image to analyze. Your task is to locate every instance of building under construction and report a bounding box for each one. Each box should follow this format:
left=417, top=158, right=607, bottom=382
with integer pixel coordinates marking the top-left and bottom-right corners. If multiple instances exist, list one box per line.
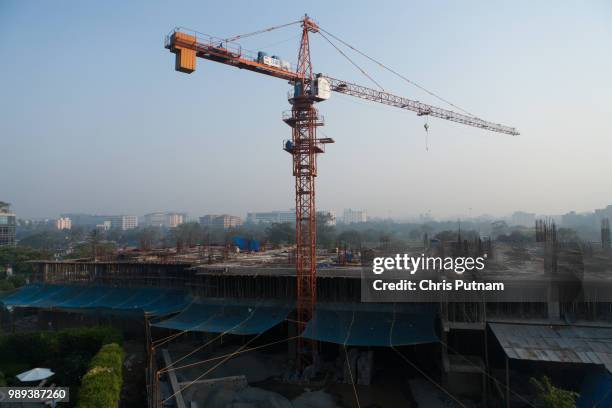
left=2, top=226, right=611, bottom=407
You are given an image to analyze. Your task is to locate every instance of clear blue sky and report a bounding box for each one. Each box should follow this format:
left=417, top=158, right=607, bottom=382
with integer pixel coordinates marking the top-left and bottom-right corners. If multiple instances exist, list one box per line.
left=1, top=0, right=611, bottom=219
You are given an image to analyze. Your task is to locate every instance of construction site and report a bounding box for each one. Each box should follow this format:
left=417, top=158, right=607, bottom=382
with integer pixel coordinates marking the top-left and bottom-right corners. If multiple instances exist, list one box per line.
left=2, top=12, right=612, bottom=408
left=0, top=216, right=609, bottom=407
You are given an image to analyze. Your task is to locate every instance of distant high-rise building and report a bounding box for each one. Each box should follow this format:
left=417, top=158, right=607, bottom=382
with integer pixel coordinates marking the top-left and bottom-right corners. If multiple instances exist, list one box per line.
left=96, top=221, right=112, bottom=231
left=0, top=203, right=16, bottom=247
left=61, top=213, right=138, bottom=230
left=595, top=205, right=612, bottom=221
left=56, top=217, right=72, bottom=230
left=144, top=212, right=185, bottom=228
left=342, top=208, right=367, bottom=224
left=60, top=213, right=107, bottom=226
left=199, top=215, right=217, bottom=227
left=510, top=211, right=536, bottom=227
left=121, top=215, right=138, bottom=230
left=108, top=215, right=138, bottom=230
left=199, top=214, right=243, bottom=229
left=317, top=210, right=336, bottom=226
left=561, top=210, right=592, bottom=228
left=168, top=213, right=185, bottom=228
left=247, top=210, right=296, bottom=224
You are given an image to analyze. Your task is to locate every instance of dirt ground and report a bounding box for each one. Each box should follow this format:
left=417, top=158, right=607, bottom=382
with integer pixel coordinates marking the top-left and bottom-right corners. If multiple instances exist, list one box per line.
left=169, top=344, right=417, bottom=408
left=120, top=340, right=147, bottom=408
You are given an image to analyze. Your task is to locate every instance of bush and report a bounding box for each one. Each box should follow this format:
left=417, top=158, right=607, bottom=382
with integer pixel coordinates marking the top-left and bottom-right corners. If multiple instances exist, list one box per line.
left=530, top=376, right=578, bottom=408
left=78, top=343, right=124, bottom=408
left=0, top=326, right=122, bottom=368
left=0, top=246, right=52, bottom=275
left=0, top=280, right=15, bottom=292
left=0, top=331, right=59, bottom=365
left=0, top=276, right=26, bottom=292
left=8, top=275, right=26, bottom=288
left=56, top=327, right=123, bottom=357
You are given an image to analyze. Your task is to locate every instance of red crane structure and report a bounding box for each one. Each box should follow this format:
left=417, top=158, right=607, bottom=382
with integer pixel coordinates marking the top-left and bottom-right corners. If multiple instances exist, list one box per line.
left=165, top=15, right=519, bottom=372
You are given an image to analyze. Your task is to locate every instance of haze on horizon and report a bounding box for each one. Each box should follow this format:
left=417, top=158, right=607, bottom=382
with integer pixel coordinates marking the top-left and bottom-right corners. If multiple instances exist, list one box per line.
left=1, top=1, right=611, bottom=220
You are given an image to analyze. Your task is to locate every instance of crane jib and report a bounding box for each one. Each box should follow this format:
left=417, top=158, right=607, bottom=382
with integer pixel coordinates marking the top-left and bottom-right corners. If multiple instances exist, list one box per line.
left=165, top=28, right=518, bottom=136
left=321, top=76, right=519, bottom=136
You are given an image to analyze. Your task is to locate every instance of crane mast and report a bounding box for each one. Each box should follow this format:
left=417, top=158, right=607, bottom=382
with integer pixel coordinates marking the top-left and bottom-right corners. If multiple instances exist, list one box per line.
left=286, top=16, right=324, bottom=371
left=164, top=16, right=519, bottom=376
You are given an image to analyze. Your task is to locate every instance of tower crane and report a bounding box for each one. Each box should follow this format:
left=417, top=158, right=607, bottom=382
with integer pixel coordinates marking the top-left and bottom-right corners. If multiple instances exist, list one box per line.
left=164, top=15, right=519, bottom=371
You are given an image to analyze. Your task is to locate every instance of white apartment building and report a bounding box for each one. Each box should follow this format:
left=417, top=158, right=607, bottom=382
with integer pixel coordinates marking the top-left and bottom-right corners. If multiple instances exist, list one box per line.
left=247, top=210, right=296, bottom=224
left=200, top=214, right=243, bottom=229
left=144, top=212, right=185, bottom=228
left=108, top=215, right=138, bottom=230
left=56, top=217, right=72, bottom=230
left=342, top=208, right=367, bottom=224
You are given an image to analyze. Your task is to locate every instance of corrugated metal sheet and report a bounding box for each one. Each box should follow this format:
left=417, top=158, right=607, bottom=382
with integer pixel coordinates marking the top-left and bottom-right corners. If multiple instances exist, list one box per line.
left=489, top=323, right=612, bottom=372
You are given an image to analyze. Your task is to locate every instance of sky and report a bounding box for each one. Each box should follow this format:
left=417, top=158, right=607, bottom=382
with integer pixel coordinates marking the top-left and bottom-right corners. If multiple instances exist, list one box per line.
left=1, top=0, right=611, bottom=220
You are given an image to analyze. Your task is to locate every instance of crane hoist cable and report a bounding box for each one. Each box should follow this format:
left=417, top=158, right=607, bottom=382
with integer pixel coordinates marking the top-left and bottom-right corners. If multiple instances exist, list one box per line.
left=424, top=118, right=430, bottom=151
left=224, top=20, right=301, bottom=43
left=258, top=34, right=302, bottom=52
left=318, top=26, right=479, bottom=118
left=319, top=31, right=385, bottom=91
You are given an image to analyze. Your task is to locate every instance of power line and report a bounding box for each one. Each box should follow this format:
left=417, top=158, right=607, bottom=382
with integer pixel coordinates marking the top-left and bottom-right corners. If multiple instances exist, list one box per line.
left=318, top=26, right=479, bottom=118
left=319, top=31, right=385, bottom=91
left=438, top=338, right=538, bottom=408
left=343, top=345, right=362, bottom=408
left=162, top=333, right=263, bottom=404
left=392, top=345, right=468, bottom=408
left=224, top=20, right=301, bottom=43
left=163, top=335, right=301, bottom=374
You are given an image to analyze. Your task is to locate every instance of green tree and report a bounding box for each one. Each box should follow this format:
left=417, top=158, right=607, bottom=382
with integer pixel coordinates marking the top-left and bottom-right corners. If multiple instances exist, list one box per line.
left=107, top=227, right=122, bottom=243
left=139, top=227, right=160, bottom=251
left=68, top=225, right=87, bottom=243
left=72, top=241, right=116, bottom=260
left=174, top=222, right=202, bottom=251
left=316, top=213, right=336, bottom=249
left=337, top=230, right=362, bottom=249
left=0, top=246, right=52, bottom=275
left=497, top=229, right=534, bottom=243
left=491, top=220, right=509, bottom=238
left=89, top=229, right=102, bottom=260
left=18, top=230, right=67, bottom=251
left=265, top=223, right=295, bottom=245
left=530, top=376, right=578, bottom=408
left=557, top=228, right=579, bottom=242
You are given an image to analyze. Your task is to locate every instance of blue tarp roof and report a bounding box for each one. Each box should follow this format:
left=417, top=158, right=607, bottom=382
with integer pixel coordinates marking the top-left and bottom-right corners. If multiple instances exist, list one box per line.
left=2, top=286, right=438, bottom=346
left=577, top=371, right=612, bottom=408
left=301, top=303, right=438, bottom=346
left=0, top=284, right=190, bottom=316
left=153, top=299, right=291, bottom=335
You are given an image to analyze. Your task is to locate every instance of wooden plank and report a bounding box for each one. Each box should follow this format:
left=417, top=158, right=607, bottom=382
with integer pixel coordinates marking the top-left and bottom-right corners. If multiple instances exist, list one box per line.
left=162, top=348, right=187, bottom=408
left=178, top=375, right=248, bottom=390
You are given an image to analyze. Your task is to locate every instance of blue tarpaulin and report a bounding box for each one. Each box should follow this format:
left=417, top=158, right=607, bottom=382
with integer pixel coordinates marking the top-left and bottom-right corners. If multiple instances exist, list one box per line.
left=153, top=299, right=291, bottom=335
left=2, top=286, right=438, bottom=346
left=232, top=237, right=260, bottom=252
left=301, top=303, right=438, bottom=346
left=0, top=284, right=190, bottom=316
left=577, top=371, right=612, bottom=408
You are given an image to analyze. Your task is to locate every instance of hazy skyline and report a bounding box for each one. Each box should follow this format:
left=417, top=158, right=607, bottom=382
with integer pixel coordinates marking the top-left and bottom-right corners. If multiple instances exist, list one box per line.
left=2, top=1, right=611, bottom=219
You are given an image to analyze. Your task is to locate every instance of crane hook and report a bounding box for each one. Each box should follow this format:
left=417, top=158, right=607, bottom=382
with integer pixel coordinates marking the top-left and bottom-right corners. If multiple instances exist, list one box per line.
left=423, top=120, right=430, bottom=151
